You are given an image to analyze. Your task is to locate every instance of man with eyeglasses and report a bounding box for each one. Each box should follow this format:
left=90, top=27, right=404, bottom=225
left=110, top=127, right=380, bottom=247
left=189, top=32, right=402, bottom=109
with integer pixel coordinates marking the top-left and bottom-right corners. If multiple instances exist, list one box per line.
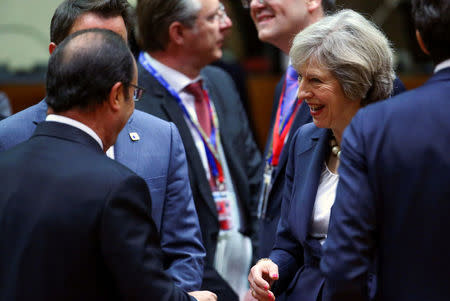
left=0, top=0, right=207, bottom=295
left=134, top=0, right=262, bottom=300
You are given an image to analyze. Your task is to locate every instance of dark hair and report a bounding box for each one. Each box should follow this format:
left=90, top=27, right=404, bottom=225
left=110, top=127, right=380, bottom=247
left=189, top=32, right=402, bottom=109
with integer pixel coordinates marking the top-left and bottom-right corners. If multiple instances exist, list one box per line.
left=50, top=0, right=135, bottom=45
left=412, top=0, right=450, bottom=64
left=136, top=0, right=200, bottom=52
left=321, top=0, right=336, bottom=15
left=46, top=28, right=135, bottom=112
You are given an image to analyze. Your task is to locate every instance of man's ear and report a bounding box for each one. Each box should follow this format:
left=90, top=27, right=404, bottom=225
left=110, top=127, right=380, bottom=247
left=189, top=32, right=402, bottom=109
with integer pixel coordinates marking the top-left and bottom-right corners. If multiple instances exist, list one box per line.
left=168, top=21, right=187, bottom=46
left=108, top=82, right=124, bottom=112
left=306, top=0, right=321, bottom=13
left=415, top=30, right=430, bottom=55
left=49, top=42, right=57, bottom=55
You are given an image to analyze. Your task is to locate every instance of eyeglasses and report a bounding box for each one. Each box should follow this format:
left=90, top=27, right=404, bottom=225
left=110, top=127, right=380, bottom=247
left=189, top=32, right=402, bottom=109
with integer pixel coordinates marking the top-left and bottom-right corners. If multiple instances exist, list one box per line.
left=129, top=83, right=145, bottom=101
left=206, top=2, right=229, bottom=23
left=241, top=0, right=266, bottom=9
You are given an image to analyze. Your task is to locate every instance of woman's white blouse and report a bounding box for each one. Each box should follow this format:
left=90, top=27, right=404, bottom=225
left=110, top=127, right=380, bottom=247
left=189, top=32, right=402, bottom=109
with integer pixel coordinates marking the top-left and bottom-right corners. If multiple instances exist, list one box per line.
left=309, top=162, right=339, bottom=245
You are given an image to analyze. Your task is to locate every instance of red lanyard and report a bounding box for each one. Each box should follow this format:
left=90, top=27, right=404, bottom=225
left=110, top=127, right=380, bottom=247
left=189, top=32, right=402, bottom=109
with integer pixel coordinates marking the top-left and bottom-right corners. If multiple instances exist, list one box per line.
left=270, top=83, right=301, bottom=166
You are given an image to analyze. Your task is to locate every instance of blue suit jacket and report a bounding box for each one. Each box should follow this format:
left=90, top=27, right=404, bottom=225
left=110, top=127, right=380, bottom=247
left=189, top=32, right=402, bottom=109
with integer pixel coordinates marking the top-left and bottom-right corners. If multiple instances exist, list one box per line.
left=0, top=100, right=205, bottom=291
left=269, top=123, right=330, bottom=301
left=321, top=67, right=450, bottom=301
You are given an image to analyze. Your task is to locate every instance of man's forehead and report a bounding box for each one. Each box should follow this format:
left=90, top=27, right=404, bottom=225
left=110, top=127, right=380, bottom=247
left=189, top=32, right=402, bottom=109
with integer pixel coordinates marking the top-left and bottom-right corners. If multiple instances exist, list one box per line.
left=70, top=12, right=128, bottom=41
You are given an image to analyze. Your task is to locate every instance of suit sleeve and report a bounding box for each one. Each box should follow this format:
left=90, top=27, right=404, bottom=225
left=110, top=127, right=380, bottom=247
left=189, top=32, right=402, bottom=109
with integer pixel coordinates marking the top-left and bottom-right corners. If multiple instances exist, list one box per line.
left=100, top=174, right=195, bottom=301
left=269, top=129, right=303, bottom=294
left=160, top=123, right=206, bottom=291
left=320, top=111, right=377, bottom=301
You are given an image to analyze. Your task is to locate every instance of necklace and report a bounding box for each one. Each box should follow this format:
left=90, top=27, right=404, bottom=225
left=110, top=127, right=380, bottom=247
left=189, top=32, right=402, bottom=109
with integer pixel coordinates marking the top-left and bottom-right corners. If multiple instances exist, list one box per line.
left=330, top=137, right=341, bottom=158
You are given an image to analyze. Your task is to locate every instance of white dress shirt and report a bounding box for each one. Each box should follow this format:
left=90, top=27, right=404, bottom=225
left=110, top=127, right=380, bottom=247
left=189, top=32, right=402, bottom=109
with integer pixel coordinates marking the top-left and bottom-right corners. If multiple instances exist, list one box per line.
left=434, top=58, right=450, bottom=73
left=310, top=162, right=339, bottom=245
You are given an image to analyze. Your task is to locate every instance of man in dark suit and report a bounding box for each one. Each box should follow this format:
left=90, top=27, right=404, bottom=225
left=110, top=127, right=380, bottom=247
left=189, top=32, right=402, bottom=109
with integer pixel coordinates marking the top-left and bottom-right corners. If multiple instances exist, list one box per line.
left=0, top=28, right=215, bottom=301
left=134, top=0, right=262, bottom=299
left=0, top=0, right=205, bottom=291
left=321, top=1, right=450, bottom=300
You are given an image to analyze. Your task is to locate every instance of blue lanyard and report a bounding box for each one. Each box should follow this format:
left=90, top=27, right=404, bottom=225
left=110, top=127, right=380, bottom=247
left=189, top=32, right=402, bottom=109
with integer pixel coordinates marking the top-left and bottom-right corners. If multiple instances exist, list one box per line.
left=278, top=82, right=299, bottom=134
left=139, top=52, right=222, bottom=180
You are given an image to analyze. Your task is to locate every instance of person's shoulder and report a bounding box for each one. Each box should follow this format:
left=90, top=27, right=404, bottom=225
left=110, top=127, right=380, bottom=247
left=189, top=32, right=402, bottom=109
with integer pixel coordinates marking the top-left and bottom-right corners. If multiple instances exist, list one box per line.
left=128, top=109, right=174, bottom=137
left=0, top=101, right=46, bottom=127
left=289, top=122, right=326, bottom=153
left=357, top=82, right=430, bottom=126
left=0, top=101, right=47, bottom=150
left=131, top=109, right=171, bottom=128
left=85, top=147, right=140, bottom=182
left=297, top=122, right=323, bottom=138
left=202, top=65, right=233, bottom=81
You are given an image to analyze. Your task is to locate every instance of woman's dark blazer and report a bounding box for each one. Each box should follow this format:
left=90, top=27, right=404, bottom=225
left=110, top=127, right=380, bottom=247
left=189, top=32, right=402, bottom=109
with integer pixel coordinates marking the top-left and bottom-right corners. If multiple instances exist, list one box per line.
left=269, top=122, right=331, bottom=301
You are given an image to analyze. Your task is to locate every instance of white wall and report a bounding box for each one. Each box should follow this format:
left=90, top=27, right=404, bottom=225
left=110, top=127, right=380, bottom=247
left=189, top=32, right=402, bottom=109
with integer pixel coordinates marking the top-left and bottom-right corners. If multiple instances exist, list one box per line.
left=0, top=0, right=137, bottom=71
left=0, top=0, right=63, bottom=71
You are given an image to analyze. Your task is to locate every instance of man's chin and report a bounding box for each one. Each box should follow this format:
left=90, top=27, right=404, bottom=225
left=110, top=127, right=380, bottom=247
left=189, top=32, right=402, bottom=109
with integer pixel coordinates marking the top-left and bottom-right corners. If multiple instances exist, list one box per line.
left=257, top=29, right=274, bottom=44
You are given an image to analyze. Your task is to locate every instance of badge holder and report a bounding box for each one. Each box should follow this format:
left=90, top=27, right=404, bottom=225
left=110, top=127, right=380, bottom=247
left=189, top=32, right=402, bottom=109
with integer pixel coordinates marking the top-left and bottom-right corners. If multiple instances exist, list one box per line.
left=213, top=181, right=232, bottom=230
left=257, top=164, right=273, bottom=219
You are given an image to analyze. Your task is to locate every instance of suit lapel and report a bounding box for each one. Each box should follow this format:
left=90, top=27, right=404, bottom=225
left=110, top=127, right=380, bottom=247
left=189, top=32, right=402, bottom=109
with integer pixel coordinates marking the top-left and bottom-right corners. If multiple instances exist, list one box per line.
left=33, top=100, right=50, bottom=125
left=114, top=113, right=140, bottom=172
left=297, top=128, right=330, bottom=243
left=299, top=130, right=330, bottom=259
left=271, top=101, right=312, bottom=186
left=141, top=66, right=218, bottom=218
left=162, top=97, right=218, bottom=219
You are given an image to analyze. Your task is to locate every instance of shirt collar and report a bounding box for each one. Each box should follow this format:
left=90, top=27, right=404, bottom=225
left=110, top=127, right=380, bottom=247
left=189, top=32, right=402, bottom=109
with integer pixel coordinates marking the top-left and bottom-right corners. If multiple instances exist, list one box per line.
left=434, top=58, right=450, bottom=73
left=46, top=114, right=103, bottom=150
left=143, top=52, right=202, bottom=93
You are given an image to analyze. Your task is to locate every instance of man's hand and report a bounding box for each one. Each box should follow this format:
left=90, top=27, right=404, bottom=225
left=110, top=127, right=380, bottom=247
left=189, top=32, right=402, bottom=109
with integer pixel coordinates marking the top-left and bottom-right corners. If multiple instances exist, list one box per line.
left=248, top=258, right=279, bottom=300
left=188, top=290, right=217, bottom=301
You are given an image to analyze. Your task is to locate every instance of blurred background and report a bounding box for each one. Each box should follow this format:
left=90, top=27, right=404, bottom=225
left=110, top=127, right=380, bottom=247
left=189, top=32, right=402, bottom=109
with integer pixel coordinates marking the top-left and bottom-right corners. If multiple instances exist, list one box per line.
left=0, top=0, right=432, bottom=149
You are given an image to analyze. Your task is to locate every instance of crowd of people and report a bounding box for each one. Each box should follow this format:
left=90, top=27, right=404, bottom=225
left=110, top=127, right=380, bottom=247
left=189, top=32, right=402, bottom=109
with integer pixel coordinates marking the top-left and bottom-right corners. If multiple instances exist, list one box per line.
left=0, top=0, right=449, bottom=301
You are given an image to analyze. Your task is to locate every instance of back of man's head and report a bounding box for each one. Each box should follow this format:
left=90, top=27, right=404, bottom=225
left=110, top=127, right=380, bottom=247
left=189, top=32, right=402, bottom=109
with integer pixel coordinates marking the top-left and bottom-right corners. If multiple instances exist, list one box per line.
left=136, top=0, right=200, bottom=52
left=412, top=0, right=450, bottom=64
left=46, top=28, right=134, bottom=113
left=50, top=0, right=134, bottom=45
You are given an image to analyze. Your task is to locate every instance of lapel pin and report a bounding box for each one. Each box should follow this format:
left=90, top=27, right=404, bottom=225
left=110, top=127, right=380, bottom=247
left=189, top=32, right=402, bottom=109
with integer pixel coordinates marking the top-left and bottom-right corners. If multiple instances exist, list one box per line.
left=129, top=132, right=140, bottom=141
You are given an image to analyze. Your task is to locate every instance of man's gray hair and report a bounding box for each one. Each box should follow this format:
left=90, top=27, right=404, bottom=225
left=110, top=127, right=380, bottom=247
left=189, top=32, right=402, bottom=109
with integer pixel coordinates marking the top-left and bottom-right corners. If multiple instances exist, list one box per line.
left=290, top=9, right=395, bottom=106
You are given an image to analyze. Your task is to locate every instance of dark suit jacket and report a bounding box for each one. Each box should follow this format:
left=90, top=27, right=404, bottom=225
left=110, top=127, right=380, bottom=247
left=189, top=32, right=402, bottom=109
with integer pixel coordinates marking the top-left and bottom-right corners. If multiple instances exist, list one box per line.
left=0, top=101, right=205, bottom=291
left=269, top=123, right=329, bottom=301
left=136, top=62, right=262, bottom=300
left=0, top=121, right=194, bottom=301
left=257, top=76, right=406, bottom=260
left=257, top=75, right=312, bottom=260
left=321, top=67, right=450, bottom=301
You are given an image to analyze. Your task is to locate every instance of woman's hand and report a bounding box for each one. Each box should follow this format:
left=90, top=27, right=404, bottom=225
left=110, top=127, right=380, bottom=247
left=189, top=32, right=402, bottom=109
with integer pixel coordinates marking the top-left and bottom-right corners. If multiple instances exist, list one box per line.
left=248, top=258, right=279, bottom=300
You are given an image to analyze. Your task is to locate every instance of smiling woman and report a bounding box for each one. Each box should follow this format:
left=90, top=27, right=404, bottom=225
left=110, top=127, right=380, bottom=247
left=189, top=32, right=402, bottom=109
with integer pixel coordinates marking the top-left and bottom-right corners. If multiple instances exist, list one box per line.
left=248, top=9, right=396, bottom=301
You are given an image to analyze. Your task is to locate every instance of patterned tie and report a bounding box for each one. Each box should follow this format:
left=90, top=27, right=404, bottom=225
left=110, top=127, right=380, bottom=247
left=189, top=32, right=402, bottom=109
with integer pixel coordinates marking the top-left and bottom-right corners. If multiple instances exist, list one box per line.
left=282, top=65, right=299, bottom=114
left=185, top=81, right=211, bottom=137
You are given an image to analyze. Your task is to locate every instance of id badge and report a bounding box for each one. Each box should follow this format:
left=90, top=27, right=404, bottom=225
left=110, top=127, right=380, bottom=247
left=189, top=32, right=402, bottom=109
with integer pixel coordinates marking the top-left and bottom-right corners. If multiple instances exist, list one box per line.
left=257, top=164, right=273, bottom=219
left=213, top=189, right=232, bottom=230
